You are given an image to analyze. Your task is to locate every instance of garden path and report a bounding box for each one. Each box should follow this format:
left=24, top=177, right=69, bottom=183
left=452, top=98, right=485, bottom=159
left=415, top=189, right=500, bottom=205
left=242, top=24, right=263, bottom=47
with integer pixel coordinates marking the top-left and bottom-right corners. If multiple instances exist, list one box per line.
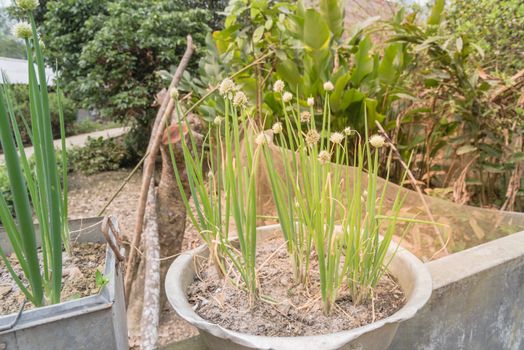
left=0, top=126, right=129, bottom=164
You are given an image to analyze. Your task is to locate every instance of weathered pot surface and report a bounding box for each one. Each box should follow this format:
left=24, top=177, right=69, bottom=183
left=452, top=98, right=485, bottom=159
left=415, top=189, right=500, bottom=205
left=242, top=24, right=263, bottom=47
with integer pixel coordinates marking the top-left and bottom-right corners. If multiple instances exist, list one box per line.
left=166, top=224, right=432, bottom=350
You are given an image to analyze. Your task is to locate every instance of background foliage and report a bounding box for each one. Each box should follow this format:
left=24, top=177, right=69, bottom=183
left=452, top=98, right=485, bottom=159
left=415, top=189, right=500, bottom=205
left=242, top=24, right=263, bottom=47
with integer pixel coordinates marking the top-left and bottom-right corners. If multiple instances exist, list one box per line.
left=182, top=0, right=523, bottom=211
left=3, top=0, right=521, bottom=211
left=0, top=9, right=25, bottom=58
left=448, top=0, right=524, bottom=76
left=182, top=0, right=412, bottom=136
left=9, top=84, right=77, bottom=143
left=38, top=0, right=219, bottom=157
left=3, top=0, right=227, bottom=159
left=68, top=136, right=129, bottom=175
left=386, top=3, right=523, bottom=210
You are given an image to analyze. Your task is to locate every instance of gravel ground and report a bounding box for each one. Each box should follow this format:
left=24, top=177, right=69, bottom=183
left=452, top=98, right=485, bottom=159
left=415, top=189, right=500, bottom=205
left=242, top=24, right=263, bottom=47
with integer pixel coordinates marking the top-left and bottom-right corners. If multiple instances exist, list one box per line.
left=68, top=170, right=199, bottom=347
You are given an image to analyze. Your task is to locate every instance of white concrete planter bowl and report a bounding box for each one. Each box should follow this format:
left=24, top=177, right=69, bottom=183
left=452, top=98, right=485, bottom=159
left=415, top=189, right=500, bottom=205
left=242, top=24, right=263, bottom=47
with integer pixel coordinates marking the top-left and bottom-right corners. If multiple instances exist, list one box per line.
left=166, top=224, right=432, bottom=350
left=0, top=217, right=128, bottom=350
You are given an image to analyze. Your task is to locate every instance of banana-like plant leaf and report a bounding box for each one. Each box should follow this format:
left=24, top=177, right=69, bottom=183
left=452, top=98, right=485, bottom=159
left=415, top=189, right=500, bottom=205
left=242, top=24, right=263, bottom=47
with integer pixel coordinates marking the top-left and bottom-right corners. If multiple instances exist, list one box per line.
left=319, top=0, right=343, bottom=38
left=379, top=43, right=403, bottom=85
left=303, top=9, right=331, bottom=51
left=330, top=73, right=351, bottom=112
left=427, top=0, right=445, bottom=26
left=276, top=59, right=302, bottom=91
left=351, top=36, right=373, bottom=85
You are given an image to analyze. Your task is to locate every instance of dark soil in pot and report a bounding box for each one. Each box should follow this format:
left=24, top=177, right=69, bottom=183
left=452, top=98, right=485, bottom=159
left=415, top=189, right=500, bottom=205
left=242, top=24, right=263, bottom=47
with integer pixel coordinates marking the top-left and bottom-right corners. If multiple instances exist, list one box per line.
left=187, top=235, right=405, bottom=337
left=0, top=242, right=106, bottom=315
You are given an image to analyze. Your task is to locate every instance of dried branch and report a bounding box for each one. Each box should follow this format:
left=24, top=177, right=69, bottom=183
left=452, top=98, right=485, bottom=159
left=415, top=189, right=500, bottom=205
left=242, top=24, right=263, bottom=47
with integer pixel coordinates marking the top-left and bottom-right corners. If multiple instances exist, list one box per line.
left=148, top=36, right=195, bottom=154
left=375, top=121, right=449, bottom=254
left=125, top=36, right=195, bottom=305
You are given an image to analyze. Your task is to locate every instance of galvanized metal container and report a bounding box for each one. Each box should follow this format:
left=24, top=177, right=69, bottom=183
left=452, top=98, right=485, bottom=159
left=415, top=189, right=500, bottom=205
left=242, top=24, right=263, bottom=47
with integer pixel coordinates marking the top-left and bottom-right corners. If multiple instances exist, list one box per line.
left=0, top=217, right=128, bottom=350
left=166, top=224, right=432, bottom=350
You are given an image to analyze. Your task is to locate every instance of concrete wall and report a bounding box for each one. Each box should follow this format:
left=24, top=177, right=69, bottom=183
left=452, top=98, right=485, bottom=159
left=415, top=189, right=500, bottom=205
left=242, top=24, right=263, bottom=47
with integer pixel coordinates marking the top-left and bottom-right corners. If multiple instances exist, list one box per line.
left=390, top=231, right=524, bottom=350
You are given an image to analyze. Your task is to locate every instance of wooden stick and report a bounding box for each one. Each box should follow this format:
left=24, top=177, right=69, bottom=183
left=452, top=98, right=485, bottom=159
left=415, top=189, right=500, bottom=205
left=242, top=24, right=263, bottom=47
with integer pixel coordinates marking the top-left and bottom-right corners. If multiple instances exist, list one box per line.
left=125, top=98, right=174, bottom=304
left=139, top=180, right=160, bottom=350
left=147, top=36, right=195, bottom=156
left=501, top=135, right=523, bottom=212
left=124, top=36, right=195, bottom=305
left=375, top=121, right=449, bottom=254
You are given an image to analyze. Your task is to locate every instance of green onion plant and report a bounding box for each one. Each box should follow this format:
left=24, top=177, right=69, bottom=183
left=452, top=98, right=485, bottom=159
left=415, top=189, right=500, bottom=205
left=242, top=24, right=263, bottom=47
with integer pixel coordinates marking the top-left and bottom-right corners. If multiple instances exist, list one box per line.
left=263, top=80, right=427, bottom=315
left=169, top=79, right=262, bottom=300
left=0, top=0, right=69, bottom=307
left=171, top=76, right=438, bottom=314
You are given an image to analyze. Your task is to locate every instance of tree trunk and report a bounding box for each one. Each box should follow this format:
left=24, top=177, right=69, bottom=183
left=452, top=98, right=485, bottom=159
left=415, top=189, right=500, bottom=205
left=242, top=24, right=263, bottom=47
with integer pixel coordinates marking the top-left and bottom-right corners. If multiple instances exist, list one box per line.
left=157, top=141, right=190, bottom=309
left=140, top=180, right=160, bottom=350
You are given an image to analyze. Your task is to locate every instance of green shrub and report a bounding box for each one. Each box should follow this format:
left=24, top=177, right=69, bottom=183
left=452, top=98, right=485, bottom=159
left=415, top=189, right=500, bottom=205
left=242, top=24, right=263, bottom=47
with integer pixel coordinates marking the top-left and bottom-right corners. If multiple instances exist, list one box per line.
left=38, top=0, right=226, bottom=160
left=0, top=10, right=25, bottom=58
left=388, top=2, right=524, bottom=209
left=71, top=119, right=122, bottom=135
left=68, top=136, right=128, bottom=175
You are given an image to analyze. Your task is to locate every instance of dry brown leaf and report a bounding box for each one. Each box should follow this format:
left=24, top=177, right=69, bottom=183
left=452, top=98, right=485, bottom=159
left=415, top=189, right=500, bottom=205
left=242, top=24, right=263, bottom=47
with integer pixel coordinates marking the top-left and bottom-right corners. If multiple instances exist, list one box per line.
left=469, top=218, right=485, bottom=240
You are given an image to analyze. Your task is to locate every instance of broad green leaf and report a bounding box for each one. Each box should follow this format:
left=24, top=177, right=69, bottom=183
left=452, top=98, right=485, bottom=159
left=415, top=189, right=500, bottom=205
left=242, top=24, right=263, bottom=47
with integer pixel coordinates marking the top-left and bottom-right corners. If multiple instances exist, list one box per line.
left=330, top=73, right=352, bottom=112
left=378, top=43, right=403, bottom=85
left=340, top=88, right=365, bottom=110
left=276, top=60, right=302, bottom=91
left=351, top=37, right=373, bottom=85
left=319, top=0, right=343, bottom=38
left=265, top=17, right=273, bottom=30
left=364, top=98, right=384, bottom=128
left=252, top=26, right=265, bottom=43
left=303, top=9, right=331, bottom=51
left=296, top=0, right=305, bottom=18
left=428, top=0, right=445, bottom=26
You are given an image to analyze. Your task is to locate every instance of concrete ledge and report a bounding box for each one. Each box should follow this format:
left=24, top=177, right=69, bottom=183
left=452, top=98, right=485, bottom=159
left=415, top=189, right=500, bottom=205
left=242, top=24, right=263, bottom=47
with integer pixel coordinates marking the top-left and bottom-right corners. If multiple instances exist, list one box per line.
left=390, top=231, right=524, bottom=350
left=429, top=231, right=524, bottom=289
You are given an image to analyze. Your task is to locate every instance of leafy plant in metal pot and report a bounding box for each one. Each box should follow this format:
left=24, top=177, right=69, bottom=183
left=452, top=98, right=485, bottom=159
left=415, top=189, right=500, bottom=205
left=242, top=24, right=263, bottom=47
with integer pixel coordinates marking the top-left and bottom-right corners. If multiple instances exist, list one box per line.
left=0, top=0, right=69, bottom=307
